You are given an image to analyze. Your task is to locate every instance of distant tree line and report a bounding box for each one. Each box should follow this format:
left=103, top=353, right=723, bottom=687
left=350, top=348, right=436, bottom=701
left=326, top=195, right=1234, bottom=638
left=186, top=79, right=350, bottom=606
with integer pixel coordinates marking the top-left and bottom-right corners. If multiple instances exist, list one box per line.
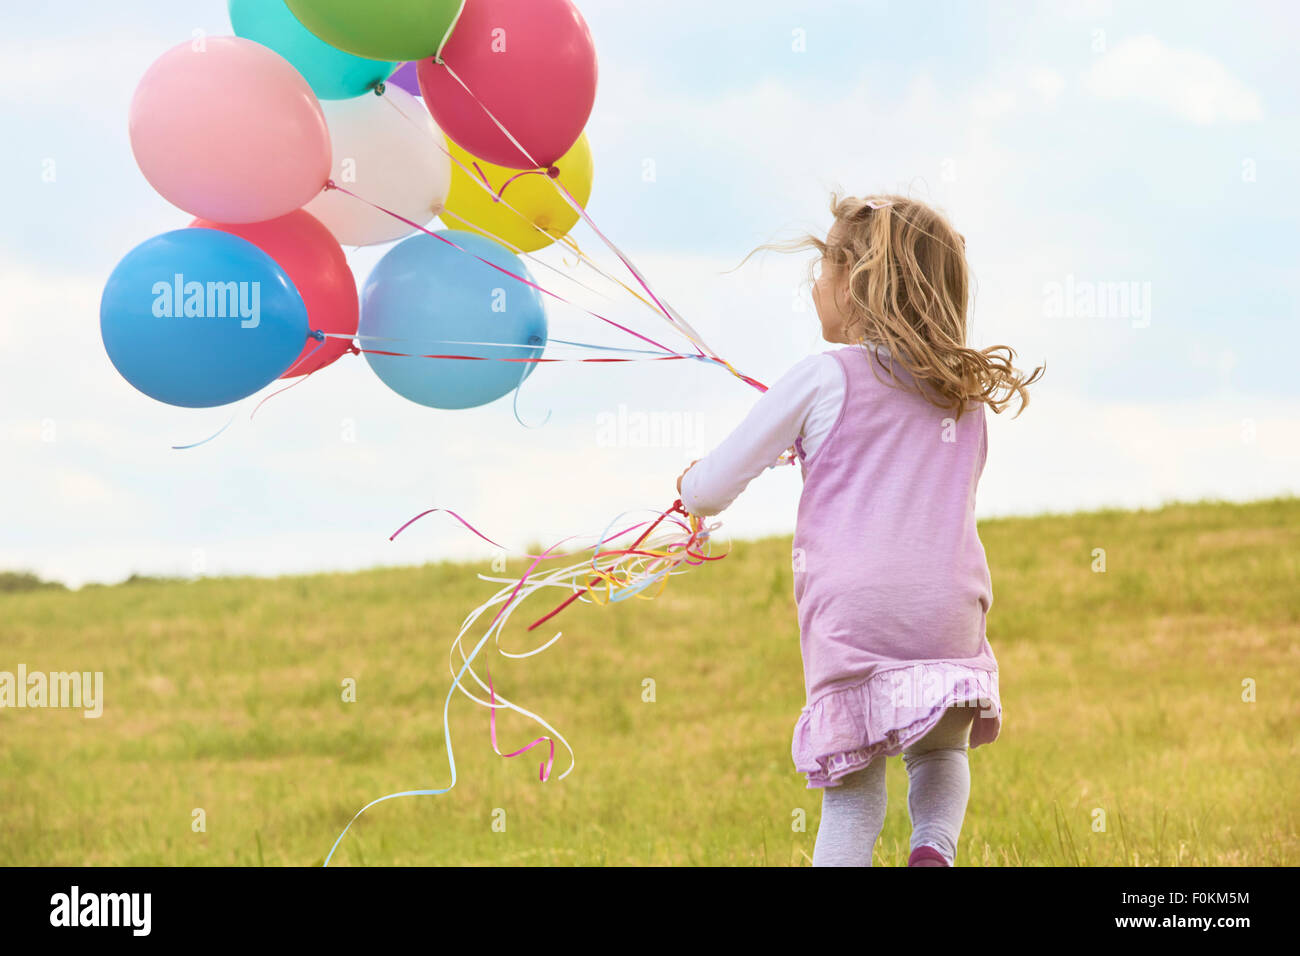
left=0, top=571, right=66, bottom=593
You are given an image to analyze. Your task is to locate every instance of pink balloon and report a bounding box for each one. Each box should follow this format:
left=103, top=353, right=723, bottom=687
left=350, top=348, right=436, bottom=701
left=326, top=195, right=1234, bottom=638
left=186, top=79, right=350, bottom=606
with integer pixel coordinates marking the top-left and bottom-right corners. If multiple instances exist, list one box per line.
left=130, top=37, right=331, bottom=223
left=418, top=0, right=597, bottom=170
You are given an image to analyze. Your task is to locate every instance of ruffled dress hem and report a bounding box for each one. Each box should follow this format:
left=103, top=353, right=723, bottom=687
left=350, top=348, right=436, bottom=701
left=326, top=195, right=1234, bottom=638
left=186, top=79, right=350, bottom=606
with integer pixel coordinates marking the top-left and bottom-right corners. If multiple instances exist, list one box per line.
left=792, top=662, right=1001, bottom=789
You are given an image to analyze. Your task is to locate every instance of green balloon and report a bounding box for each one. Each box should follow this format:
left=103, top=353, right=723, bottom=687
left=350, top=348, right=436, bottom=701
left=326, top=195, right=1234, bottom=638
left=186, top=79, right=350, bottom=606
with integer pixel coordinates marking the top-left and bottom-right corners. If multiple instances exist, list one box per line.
left=284, top=0, right=464, bottom=62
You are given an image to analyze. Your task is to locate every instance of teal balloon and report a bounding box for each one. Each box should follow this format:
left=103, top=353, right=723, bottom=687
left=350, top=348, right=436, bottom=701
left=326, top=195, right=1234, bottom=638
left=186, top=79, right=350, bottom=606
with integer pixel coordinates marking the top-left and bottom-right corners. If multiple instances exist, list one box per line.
left=228, top=0, right=396, bottom=100
left=361, top=231, right=548, bottom=409
left=100, top=229, right=310, bottom=408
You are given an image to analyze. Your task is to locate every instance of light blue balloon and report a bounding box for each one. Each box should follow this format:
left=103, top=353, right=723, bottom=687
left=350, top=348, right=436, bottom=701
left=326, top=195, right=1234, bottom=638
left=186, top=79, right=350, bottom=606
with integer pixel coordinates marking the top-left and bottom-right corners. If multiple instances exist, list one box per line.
left=100, top=229, right=310, bottom=408
left=229, top=0, right=397, bottom=100
left=360, top=230, right=548, bottom=410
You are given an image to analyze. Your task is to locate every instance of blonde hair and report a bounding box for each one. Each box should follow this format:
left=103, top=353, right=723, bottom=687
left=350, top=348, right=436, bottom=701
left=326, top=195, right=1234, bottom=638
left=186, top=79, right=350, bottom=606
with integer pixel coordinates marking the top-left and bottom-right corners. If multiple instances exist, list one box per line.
left=747, top=192, right=1043, bottom=419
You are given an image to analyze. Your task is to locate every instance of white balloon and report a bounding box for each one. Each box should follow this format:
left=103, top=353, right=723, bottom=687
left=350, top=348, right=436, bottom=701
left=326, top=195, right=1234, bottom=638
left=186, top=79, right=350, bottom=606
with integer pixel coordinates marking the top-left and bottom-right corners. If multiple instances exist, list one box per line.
left=305, top=86, right=450, bottom=247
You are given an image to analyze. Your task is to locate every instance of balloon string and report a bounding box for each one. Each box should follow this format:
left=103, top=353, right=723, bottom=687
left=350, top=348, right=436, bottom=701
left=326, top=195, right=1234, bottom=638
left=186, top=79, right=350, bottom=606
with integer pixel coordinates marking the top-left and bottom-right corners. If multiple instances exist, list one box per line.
left=385, top=65, right=713, bottom=359
left=434, top=60, right=713, bottom=362
left=326, top=183, right=768, bottom=390
left=434, top=206, right=614, bottom=304
left=434, top=0, right=469, bottom=61
left=318, top=327, right=726, bottom=369
left=342, top=347, right=700, bottom=367
left=554, top=174, right=765, bottom=391
left=337, top=341, right=767, bottom=391
left=322, top=612, right=476, bottom=867
left=390, top=507, right=508, bottom=549
left=436, top=138, right=681, bottom=324
left=511, top=372, right=551, bottom=429
left=326, top=180, right=682, bottom=357
left=170, top=332, right=325, bottom=449
left=322, top=332, right=670, bottom=356
left=551, top=231, right=666, bottom=316
left=370, top=81, right=767, bottom=391
left=549, top=172, right=772, bottom=392
left=170, top=410, right=236, bottom=450
left=495, top=167, right=548, bottom=196
left=390, top=506, right=658, bottom=563
left=249, top=331, right=329, bottom=421
left=400, top=82, right=663, bottom=322
left=556, top=232, right=582, bottom=268
left=469, top=159, right=549, bottom=201
left=469, top=159, right=493, bottom=190
left=487, top=664, right=555, bottom=782
left=370, top=91, right=626, bottom=309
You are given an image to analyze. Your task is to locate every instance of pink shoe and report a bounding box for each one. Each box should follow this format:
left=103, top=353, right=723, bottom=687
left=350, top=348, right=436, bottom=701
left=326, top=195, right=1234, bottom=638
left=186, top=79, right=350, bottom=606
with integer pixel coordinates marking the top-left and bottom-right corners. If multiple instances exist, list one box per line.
left=907, top=845, right=950, bottom=867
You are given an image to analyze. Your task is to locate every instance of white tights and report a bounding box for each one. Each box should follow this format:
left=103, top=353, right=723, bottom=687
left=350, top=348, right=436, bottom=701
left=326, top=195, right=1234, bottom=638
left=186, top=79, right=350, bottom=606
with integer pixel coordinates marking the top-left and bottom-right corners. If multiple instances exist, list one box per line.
left=811, top=706, right=974, bottom=866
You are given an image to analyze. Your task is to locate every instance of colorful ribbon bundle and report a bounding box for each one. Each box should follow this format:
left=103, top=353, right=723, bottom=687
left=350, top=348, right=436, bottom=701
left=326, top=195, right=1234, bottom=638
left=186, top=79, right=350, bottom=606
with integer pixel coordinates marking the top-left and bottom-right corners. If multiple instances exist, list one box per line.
left=322, top=498, right=726, bottom=865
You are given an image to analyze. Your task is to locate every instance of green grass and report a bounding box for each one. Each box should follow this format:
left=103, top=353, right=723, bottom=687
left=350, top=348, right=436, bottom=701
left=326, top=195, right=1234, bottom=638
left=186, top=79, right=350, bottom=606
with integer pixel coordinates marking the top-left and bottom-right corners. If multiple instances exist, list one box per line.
left=1, top=497, right=1297, bottom=866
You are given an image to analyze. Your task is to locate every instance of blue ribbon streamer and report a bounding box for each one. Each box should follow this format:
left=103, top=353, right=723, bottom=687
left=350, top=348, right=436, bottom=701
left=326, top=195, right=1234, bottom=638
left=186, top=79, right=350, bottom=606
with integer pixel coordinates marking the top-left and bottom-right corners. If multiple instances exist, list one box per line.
left=323, top=616, right=502, bottom=867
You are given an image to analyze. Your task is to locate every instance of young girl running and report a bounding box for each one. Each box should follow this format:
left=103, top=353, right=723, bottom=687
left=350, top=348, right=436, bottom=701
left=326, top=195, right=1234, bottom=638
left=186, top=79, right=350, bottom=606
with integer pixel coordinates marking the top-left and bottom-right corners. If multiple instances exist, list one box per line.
left=677, top=194, right=1042, bottom=866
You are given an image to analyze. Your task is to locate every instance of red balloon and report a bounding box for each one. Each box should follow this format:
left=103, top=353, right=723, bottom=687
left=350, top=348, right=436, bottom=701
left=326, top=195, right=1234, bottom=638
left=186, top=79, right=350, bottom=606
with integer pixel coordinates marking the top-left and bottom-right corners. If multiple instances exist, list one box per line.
left=418, top=0, right=597, bottom=170
left=189, top=211, right=358, bottom=377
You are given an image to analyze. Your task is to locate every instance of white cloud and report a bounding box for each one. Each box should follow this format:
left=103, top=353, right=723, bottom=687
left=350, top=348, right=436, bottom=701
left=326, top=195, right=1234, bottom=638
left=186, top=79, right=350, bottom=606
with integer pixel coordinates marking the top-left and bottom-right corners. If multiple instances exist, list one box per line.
left=1083, top=35, right=1264, bottom=124
left=983, top=391, right=1299, bottom=518
left=1027, top=68, right=1065, bottom=105
left=54, top=467, right=115, bottom=505
left=971, top=87, right=1019, bottom=120
left=0, top=31, right=182, bottom=107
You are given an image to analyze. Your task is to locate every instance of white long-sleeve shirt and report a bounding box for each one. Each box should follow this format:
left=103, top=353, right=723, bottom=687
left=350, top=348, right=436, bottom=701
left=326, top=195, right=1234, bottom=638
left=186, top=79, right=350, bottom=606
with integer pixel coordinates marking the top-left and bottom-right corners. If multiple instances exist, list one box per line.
left=680, top=350, right=852, bottom=516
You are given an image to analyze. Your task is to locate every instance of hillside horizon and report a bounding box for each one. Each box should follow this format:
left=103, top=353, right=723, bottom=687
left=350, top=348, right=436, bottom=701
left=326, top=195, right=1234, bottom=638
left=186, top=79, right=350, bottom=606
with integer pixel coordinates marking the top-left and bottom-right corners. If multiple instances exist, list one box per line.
left=5, top=493, right=1296, bottom=592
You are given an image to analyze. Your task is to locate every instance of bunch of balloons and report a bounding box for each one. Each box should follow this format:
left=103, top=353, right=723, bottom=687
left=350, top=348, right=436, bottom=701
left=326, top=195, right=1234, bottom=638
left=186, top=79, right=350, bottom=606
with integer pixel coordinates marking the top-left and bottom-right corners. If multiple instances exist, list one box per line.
left=101, top=0, right=599, bottom=411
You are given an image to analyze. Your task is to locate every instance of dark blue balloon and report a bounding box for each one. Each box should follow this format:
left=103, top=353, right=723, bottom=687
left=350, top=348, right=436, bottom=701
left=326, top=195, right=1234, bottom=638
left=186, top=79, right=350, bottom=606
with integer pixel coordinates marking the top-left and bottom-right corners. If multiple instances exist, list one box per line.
left=100, top=229, right=310, bottom=408
left=360, top=230, right=548, bottom=409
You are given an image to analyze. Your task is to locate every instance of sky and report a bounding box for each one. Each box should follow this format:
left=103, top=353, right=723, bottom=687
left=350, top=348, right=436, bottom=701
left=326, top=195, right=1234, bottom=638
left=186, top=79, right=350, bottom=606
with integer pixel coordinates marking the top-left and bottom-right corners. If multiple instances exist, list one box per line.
left=1, top=0, right=1297, bottom=587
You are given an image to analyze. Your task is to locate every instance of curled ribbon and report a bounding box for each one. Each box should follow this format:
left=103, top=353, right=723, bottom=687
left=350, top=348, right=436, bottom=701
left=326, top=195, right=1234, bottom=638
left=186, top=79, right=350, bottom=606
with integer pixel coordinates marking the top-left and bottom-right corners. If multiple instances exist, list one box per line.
left=323, top=498, right=726, bottom=865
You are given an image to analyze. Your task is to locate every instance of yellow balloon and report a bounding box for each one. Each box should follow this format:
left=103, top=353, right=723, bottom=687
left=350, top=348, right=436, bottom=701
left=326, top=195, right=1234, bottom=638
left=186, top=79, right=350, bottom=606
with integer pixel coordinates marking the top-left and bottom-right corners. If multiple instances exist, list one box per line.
left=439, top=133, right=593, bottom=253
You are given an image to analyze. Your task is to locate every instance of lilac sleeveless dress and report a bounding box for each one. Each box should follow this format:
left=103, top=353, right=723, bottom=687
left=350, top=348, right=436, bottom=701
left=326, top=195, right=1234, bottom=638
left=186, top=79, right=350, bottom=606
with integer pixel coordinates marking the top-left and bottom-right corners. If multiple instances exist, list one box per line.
left=790, top=347, right=1002, bottom=788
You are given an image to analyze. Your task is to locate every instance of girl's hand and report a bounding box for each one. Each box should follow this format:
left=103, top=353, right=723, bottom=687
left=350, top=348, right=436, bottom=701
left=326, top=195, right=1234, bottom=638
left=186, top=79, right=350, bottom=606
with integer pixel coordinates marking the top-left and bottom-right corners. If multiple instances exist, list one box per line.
left=676, top=459, right=699, bottom=496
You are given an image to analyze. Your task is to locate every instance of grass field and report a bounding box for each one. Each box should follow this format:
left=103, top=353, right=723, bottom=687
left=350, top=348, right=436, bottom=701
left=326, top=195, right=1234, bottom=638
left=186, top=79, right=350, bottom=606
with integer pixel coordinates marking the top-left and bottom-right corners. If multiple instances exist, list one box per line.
left=1, top=497, right=1297, bottom=866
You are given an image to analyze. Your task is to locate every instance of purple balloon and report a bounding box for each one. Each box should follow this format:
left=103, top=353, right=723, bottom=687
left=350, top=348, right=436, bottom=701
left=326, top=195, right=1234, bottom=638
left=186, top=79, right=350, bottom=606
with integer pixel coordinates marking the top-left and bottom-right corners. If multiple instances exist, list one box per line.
left=387, top=61, right=421, bottom=96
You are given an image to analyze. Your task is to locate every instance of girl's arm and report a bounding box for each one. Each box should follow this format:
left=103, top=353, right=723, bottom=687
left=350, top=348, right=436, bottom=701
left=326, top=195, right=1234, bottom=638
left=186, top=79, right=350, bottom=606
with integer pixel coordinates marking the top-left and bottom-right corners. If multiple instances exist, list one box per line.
left=679, top=353, right=839, bottom=516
